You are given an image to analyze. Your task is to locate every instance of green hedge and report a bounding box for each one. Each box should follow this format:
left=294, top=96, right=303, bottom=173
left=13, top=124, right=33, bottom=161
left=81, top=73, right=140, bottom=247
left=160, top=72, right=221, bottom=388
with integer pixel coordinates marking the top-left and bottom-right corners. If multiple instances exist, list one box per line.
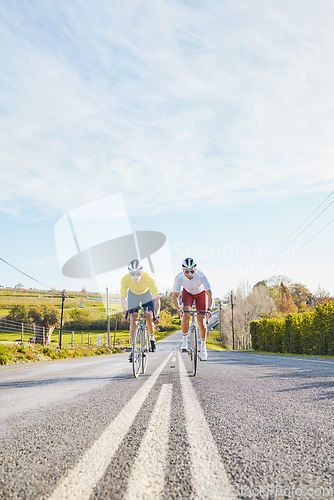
left=250, top=302, right=334, bottom=355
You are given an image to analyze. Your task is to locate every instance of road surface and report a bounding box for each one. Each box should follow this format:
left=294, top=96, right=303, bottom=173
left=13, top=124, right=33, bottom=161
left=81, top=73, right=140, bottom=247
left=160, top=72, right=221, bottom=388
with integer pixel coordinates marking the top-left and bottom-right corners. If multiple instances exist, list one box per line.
left=0, top=331, right=333, bottom=499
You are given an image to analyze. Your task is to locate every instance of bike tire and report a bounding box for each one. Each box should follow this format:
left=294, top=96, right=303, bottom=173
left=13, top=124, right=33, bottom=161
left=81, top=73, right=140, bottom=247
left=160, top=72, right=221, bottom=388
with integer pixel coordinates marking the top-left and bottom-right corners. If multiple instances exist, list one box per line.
left=141, top=326, right=149, bottom=374
left=191, top=325, right=198, bottom=376
left=132, top=325, right=142, bottom=378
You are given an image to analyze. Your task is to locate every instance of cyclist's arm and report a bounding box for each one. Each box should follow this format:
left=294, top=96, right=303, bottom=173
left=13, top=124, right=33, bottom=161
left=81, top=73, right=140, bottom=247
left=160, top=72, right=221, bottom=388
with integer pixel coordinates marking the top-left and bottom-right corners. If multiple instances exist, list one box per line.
left=152, top=294, right=160, bottom=321
left=205, top=289, right=213, bottom=317
left=120, top=296, right=128, bottom=319
left=173, top=291, right=181, bottom=315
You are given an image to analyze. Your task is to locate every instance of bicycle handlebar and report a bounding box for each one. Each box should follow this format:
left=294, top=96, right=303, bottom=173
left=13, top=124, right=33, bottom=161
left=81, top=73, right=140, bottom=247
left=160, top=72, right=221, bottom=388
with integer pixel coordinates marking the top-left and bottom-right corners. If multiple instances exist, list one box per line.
left=124, top=306, right=157, bottom=322
left=180, top=309, right=208, bottom=315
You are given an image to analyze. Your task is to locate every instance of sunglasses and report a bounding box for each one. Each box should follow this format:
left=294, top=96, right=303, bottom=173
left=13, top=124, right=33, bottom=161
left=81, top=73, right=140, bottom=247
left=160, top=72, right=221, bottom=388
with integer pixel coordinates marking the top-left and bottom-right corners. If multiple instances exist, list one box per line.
left=184, top=270, right=195, bottom=275
left=130, top=272, right=142, bottom=276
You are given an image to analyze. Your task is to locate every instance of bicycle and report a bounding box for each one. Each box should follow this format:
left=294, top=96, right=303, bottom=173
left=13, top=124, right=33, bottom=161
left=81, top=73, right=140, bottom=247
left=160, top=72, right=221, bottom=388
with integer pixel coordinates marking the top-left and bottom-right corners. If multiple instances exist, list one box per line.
left=127, top=304, right=151, bottom=378
left=181, top=308, right=207, bottom=376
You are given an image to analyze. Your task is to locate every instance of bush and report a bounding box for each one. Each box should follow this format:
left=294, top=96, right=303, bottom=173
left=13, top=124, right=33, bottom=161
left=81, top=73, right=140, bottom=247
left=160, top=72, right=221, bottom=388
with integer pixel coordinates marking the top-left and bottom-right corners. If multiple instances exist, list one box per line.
left=312, top=302, right=334, bottom=355
left=158, top=310, right=175, bottom=332
left=250, top=302, right=334, bottom=355
left=64, top=308, right=92, bottom=330
left=0, top=345, right=14, bottom=365
left=7, top=304, right=30, bottom=323
left=160, top=295, right=178, bottom=315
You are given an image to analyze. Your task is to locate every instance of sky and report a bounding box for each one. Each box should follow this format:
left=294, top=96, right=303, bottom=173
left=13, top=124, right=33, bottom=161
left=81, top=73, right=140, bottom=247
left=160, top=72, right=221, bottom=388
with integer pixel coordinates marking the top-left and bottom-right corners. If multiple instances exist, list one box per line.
left=0, top=0, right=334, bottom=299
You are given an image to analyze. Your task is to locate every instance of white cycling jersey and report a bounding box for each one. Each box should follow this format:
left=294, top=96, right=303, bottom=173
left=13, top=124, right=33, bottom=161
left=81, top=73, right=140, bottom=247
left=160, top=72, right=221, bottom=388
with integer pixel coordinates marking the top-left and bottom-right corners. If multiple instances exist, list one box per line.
left=173, top=269, right=211, bottom=295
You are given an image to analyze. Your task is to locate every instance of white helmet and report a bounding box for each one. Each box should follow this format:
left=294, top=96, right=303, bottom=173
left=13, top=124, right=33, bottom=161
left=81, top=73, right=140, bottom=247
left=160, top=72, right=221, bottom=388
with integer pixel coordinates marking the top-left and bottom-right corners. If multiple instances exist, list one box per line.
left=128, top=259, right=143, bottom=273
left=182, top=257, right=196, bottom=270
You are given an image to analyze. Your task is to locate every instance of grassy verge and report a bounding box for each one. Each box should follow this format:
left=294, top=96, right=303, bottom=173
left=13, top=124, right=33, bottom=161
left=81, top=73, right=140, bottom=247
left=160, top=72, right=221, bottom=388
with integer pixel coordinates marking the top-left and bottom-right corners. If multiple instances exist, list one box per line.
left=0, top=342, right=123, bottom=366
left=206, top=328, right=230, bottom=352
left=245, top=350, right=334, bottom=359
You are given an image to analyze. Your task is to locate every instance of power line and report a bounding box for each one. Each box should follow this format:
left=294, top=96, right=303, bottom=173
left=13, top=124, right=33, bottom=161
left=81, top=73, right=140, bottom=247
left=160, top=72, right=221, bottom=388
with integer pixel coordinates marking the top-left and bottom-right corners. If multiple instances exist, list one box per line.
left=260, top=198, right=334, bottom=270
left=277, top=217, right=334, bottom=269
left=0, top=257, right=118, bottom=318
left=278, top=199, right=333, bottom=250
left=278, top=191, right=333, bottom=248
left=0, top=257, right=55, bottom=290
left=254, top=192, right=334, bottom=276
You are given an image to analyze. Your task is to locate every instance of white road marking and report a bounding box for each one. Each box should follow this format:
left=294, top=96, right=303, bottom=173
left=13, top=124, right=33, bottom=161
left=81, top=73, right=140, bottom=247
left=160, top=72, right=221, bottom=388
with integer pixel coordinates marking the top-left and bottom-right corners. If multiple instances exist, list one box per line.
left=124, top=384, right=172, bottom=499
left=48, top=353, right=172, bottom=500
left=178, top=352, right=232, bottom=499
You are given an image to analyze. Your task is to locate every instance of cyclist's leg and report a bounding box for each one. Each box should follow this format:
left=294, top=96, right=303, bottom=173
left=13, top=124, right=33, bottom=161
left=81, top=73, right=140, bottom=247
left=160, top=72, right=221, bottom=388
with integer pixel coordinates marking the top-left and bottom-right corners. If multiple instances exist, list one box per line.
left=129, top=311, right=139, bottom=342
left=142, top=300, right=156, bottom=351
left=128, top=311, right=138, bottom=362
left=197, top=313, right=208, bottom=360
left=181, top=290, right=193, bottom=350
left=194, top=291, right=207, bottom=339
left=197, top=313, right=207, bottom=339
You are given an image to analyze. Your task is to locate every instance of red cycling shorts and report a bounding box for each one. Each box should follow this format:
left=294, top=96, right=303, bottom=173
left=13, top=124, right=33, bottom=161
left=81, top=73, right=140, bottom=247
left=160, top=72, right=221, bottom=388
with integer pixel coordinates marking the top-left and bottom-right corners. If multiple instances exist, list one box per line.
left=181, top=289, right=207, bottom=312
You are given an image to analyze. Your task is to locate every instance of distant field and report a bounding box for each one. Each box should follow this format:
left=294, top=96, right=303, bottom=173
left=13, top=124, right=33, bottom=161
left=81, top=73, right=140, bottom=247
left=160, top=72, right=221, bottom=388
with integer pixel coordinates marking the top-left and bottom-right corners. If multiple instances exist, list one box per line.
left=0, top=288, right=122, bottom=319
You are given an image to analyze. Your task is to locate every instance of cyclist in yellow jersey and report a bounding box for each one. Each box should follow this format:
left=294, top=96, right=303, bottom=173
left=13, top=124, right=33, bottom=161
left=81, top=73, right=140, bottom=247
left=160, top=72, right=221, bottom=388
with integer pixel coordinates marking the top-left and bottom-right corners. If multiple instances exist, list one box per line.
left=121, top=259, right=160, bottom=361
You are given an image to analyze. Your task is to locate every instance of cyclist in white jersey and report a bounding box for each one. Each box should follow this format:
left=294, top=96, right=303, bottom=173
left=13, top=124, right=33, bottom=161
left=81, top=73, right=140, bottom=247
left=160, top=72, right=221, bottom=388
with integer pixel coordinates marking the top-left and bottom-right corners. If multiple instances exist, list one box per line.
left=172, top=258, right=212, bottom=360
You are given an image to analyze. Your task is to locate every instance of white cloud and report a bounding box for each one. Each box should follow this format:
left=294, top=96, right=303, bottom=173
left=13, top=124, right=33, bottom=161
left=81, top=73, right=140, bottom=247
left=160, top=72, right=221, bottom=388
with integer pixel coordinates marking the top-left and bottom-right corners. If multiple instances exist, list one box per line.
left=1, top=0, right=334, bottom=220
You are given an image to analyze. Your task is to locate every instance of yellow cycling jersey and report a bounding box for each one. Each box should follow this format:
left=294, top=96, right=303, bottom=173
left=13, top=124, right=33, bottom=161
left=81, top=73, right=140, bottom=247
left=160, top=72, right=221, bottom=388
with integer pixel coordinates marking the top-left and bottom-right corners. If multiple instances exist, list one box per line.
left=120, top=272, right=158, bottom=297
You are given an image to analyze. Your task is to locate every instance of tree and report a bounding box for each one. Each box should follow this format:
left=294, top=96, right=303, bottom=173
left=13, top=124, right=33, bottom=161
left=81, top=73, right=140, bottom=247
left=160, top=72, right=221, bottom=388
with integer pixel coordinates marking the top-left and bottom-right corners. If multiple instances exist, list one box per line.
left=219, top=284, right=275, bottom=348
left=7, top=304, right=30, bottom=323
left=29, top=305, right=60, bottom=344
left=314, top=286, right=331, bottom=306
left=65, top=308, right=91, bottom=329
left=289, top=283, right=313, bottom=312
left=254, top=275, right=291, bottom=301
left=275, top=283, right=298, bottom=314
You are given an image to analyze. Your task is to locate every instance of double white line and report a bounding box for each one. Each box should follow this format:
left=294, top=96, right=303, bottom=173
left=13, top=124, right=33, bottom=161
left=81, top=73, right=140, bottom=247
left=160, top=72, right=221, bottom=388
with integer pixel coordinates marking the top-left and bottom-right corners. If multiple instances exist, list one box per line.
left=49, top=352, right=232, bottom=499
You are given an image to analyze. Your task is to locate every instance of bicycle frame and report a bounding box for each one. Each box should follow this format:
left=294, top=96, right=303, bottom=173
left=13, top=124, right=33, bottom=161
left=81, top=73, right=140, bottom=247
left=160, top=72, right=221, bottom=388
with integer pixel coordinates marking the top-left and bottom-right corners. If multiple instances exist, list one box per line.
left=130, top=305, right=150, bottom=378
left=181, top=308, right=207, bottom=376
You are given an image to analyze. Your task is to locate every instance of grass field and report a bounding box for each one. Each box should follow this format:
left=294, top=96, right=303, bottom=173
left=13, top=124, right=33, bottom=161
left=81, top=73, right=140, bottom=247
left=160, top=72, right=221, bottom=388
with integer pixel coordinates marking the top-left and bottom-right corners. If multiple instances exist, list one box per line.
left=0, top=288, right=122, bottom=317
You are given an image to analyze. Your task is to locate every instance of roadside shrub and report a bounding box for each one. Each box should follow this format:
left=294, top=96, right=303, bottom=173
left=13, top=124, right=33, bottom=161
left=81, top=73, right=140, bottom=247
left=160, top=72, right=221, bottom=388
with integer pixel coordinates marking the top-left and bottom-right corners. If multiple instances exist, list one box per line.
left=0, top=345, right=14, bottom=365
left=158, top=310, right=175, bottom=332
left=312, top=302, right=334, bottom=355
left=250, top=303, right=334, bottom=355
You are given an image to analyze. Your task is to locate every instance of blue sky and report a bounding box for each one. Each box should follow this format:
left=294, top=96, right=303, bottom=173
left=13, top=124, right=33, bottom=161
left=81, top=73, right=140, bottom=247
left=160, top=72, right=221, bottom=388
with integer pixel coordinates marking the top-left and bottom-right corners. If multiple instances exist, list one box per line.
left=0, top=0, right=333, bottom=298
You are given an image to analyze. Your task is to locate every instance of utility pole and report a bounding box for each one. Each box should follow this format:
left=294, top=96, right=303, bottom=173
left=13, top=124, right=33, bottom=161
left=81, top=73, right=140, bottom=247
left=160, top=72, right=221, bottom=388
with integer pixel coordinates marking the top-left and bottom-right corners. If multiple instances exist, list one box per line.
left=59, top=289, right=66, bottom=349
left=219, top=300, right=222, bottom=346
left=106, top=286, right=110, bottom=347
left=231, top=291, right=235, bottom=350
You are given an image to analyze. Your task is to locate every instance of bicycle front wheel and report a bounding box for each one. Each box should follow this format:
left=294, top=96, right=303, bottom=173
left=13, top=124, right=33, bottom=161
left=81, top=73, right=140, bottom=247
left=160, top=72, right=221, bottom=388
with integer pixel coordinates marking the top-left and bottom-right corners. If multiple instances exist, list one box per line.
left=190, top=325, right=198, bottom=376
left=141, top=326, right=149, bottom=374
left=132, top=325, right=143, bottom=378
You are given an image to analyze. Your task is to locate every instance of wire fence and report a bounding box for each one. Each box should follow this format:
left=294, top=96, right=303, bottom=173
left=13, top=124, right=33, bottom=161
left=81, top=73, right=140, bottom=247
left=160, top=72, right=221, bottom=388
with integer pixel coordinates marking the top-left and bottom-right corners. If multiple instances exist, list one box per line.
left=0, top=318, right=130, bottom=349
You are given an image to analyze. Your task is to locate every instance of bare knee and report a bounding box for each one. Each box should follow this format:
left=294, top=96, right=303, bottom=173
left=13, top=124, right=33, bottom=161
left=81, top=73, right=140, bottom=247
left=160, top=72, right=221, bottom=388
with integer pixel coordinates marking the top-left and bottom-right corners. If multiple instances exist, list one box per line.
left=130, top=313, right=138, bottom=324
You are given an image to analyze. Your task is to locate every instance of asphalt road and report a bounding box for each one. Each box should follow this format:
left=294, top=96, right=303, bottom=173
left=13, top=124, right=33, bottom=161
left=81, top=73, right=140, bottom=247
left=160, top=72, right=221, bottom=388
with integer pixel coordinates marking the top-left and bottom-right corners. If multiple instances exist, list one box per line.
left=0, top=331, right=333, bottom=499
